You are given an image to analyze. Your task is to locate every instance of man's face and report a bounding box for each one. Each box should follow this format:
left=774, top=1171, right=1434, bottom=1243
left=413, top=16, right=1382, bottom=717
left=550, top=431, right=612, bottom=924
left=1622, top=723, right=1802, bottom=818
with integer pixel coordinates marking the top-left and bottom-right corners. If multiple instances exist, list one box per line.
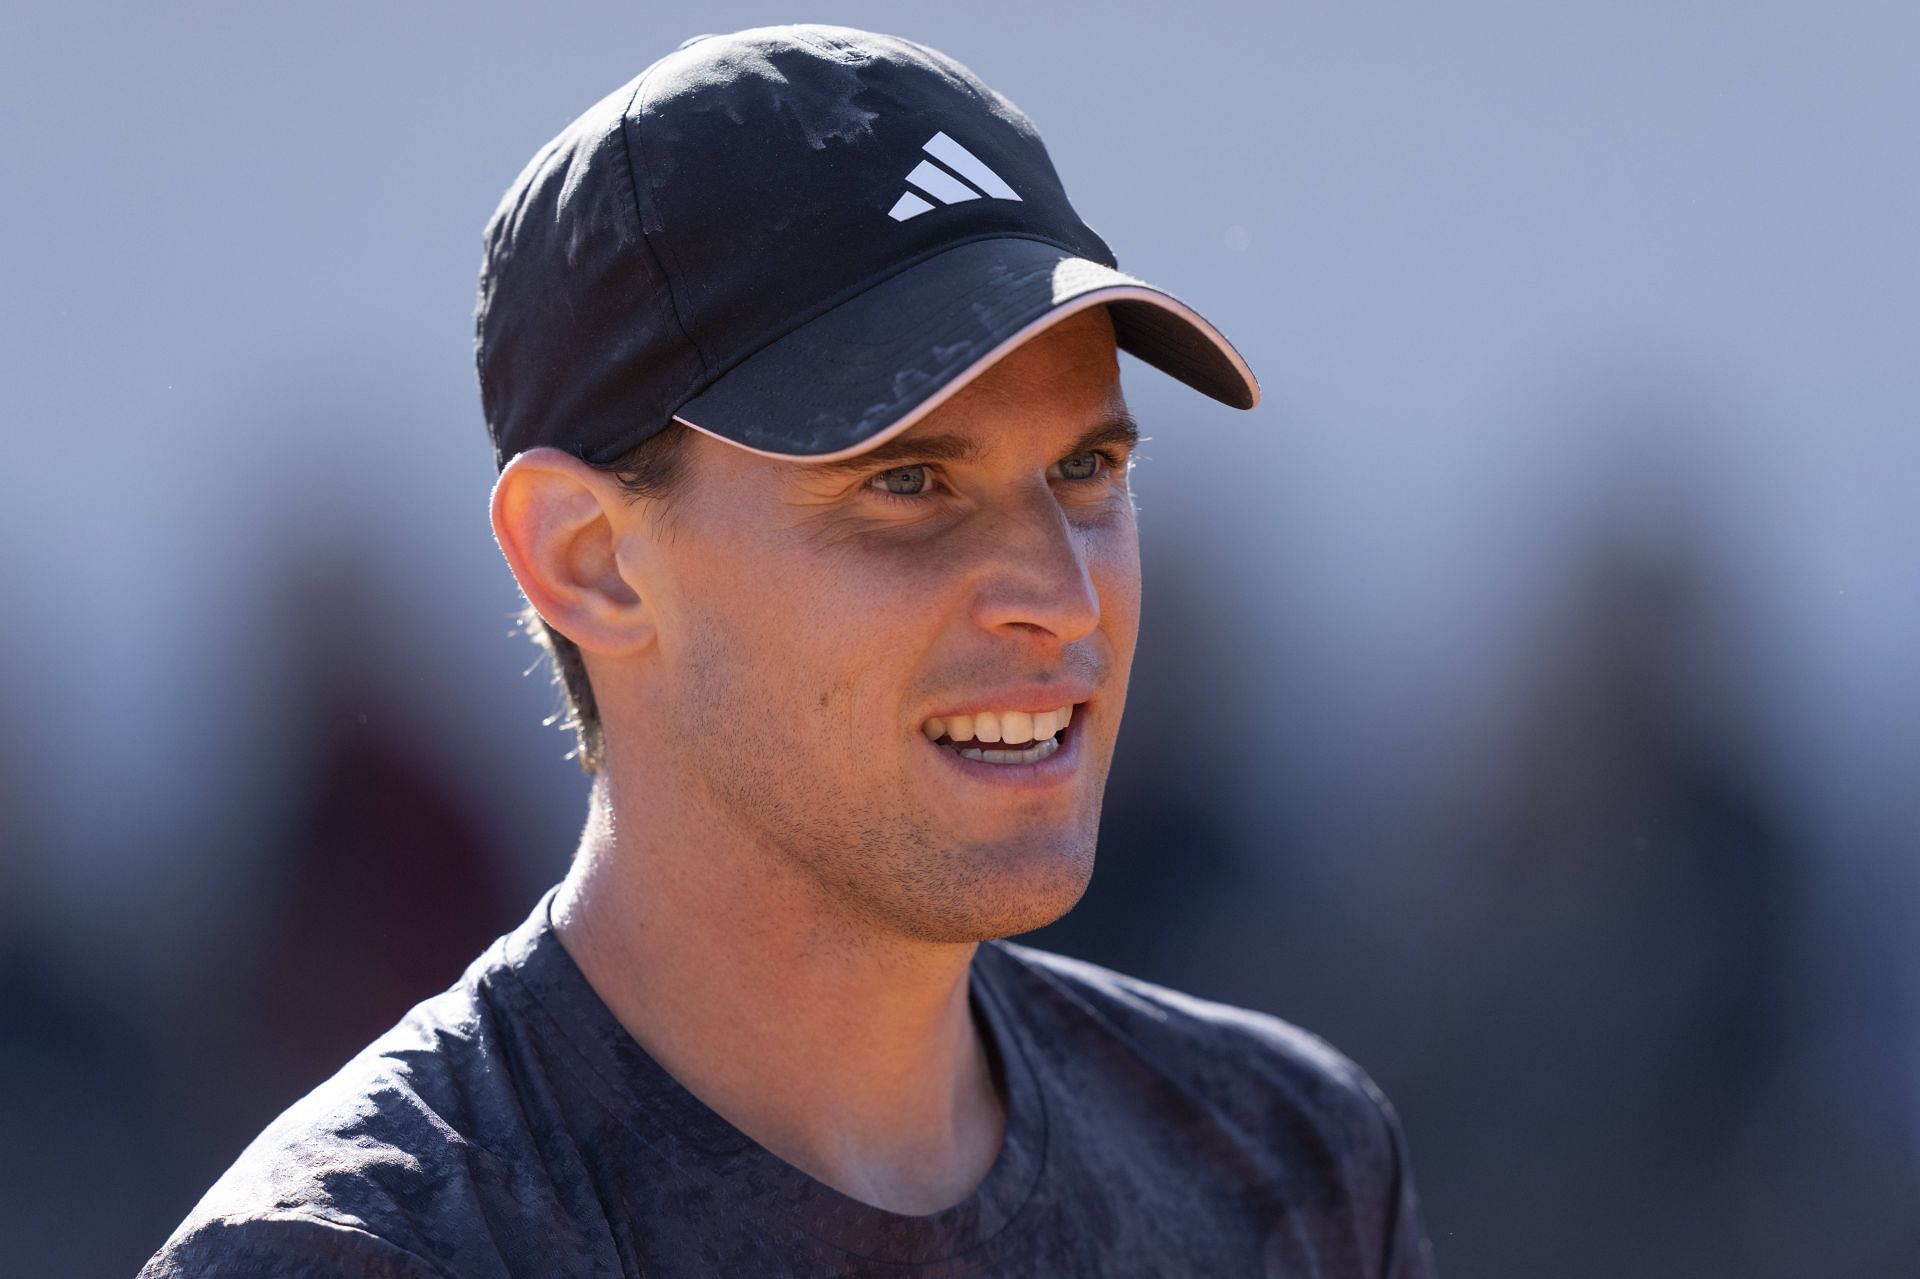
left=613, top=307, right=1141, bottom=943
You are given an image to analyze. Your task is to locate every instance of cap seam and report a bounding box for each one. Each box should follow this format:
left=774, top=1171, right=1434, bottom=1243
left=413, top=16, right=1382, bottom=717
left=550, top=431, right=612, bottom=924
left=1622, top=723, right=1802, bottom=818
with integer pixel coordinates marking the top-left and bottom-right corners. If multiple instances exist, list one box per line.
left=620, top=72, right=712, bottom=381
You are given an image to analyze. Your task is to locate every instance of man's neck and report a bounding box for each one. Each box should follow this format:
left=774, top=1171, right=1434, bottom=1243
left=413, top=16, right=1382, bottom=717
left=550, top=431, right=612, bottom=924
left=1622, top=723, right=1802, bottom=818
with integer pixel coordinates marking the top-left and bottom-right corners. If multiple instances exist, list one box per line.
left=549, top=783, right=1006, bottom=1215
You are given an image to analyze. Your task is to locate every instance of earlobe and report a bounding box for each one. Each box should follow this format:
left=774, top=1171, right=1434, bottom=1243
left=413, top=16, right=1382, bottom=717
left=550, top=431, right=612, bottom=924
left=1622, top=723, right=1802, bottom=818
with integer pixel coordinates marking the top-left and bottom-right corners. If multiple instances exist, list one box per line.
left=490, top=448, right=657, bottom=658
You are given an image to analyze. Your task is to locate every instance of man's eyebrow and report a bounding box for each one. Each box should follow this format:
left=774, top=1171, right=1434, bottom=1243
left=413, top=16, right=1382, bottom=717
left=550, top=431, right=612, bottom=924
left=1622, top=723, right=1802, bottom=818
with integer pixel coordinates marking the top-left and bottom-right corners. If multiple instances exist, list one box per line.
left=797, top=413, right=1143, bottom=477
left=800, top=432, right=986, bottom=477
left=1071, top=414, right=1143, bottom=456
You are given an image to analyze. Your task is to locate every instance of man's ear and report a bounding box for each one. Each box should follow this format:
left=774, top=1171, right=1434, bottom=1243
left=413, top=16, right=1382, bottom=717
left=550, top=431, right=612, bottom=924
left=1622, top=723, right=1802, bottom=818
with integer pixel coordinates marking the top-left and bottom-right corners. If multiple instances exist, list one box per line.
left=490, top=447, right=656, bottom=658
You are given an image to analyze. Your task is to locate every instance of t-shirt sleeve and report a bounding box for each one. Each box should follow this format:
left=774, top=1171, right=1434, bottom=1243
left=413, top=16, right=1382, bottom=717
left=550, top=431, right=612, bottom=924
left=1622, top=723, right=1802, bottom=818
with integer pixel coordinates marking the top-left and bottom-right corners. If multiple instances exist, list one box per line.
left=138, top=1213, right=454, bottom=1279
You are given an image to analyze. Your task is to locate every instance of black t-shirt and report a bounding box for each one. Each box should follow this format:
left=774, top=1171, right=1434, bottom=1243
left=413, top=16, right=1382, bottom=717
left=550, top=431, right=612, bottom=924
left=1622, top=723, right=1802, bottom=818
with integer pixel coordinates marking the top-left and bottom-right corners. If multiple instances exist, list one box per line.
left=141, top=886, right=1437, bottom=1277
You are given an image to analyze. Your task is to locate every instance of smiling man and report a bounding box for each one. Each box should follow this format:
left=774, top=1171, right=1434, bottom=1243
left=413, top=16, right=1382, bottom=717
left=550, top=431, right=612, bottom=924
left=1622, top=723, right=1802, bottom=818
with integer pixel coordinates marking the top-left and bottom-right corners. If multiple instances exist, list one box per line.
left=143, top=24, right=1436, bottom=1279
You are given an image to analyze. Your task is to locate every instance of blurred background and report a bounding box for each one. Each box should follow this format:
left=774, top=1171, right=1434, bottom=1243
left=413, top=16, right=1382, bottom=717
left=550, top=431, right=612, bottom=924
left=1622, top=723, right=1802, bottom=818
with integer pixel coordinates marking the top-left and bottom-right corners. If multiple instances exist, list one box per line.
left=3, top=1, right=1916, bottom=1275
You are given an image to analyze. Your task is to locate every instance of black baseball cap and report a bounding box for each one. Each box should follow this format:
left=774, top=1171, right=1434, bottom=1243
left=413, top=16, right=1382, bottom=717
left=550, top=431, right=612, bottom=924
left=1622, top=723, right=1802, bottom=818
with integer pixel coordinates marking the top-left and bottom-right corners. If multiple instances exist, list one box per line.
left=476, top=24, right=1259, bottom=469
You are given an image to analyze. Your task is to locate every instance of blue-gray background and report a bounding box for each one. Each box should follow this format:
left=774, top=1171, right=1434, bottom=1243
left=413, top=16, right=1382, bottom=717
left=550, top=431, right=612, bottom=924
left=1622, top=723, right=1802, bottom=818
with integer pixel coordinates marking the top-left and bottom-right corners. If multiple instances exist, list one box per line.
left=3, top=3, right=1916, bottom=1275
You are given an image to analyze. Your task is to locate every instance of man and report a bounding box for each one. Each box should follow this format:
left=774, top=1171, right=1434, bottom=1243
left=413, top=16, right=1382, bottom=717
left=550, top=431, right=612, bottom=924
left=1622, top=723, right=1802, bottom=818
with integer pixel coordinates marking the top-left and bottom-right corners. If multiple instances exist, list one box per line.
left=144, top=24, right=1436, bottom=1277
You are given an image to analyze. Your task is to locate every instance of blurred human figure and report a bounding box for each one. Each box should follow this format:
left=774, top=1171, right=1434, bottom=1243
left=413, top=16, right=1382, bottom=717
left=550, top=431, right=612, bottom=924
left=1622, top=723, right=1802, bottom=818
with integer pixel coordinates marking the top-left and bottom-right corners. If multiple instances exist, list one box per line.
left=242, top=553, right=521, bottom=1104
left=0, top=715, right=182, bottom=1276
left=1405, top=534, right=1799, bottom=1278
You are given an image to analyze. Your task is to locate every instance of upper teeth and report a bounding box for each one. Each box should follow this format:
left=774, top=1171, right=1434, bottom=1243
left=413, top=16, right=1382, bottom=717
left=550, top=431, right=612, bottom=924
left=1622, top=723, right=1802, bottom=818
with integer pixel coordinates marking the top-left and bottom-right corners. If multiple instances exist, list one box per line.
left=921, top=704, right=1075, bottom=746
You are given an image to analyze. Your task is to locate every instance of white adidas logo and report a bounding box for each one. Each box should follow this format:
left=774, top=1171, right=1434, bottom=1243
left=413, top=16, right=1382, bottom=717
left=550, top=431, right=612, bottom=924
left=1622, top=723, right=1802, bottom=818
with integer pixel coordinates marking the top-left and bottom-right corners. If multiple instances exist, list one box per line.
left=886, top=131, right=1023, bottom=222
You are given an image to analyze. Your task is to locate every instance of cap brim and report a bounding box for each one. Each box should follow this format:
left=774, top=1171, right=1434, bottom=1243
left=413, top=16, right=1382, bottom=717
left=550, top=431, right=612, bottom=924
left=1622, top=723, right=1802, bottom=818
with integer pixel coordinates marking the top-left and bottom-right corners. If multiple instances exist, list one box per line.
left=671, top=237, right=1259, bottom=461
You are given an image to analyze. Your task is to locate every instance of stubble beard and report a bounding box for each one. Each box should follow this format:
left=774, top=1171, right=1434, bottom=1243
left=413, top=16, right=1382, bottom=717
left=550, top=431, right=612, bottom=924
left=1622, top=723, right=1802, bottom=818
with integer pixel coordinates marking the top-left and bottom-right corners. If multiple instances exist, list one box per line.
left=675, top=614, right=1121, bottom=941
left=680, top=663, right=1102, bottom=947
left=712, top=755, right=1102, bottom=946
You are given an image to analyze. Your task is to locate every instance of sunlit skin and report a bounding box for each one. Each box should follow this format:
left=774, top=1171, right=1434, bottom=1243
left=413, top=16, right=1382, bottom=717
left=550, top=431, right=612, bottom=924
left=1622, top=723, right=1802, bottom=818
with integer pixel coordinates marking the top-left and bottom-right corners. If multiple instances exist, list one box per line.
left=489, top=306, right=1140, bottom=1214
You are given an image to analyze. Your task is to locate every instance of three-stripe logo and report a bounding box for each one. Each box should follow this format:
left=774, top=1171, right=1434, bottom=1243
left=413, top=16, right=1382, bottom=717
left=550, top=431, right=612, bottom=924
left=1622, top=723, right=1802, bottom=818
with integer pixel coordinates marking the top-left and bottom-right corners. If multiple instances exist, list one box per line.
left=886, top=131, right=1023, bottom=222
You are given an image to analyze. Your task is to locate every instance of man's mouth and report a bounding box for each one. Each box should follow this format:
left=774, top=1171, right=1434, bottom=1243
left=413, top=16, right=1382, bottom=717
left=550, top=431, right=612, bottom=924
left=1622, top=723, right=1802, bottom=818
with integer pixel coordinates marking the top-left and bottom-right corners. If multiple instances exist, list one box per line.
left=920, top=705, right=1075, bottom=765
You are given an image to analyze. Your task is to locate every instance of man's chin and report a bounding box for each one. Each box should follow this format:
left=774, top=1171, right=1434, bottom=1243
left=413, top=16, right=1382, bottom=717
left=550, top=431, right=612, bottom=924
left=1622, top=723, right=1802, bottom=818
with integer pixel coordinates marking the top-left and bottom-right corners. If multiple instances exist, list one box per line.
left=896, top=831, right=1098, bottom=944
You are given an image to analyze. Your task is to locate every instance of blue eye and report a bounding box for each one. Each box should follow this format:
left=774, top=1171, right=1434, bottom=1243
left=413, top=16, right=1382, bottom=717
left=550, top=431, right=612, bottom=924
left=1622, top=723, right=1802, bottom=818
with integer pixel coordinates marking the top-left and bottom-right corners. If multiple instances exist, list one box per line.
left=872, top=465, right=929, bottom=497
left=1058, top=452, right=1102, bottom=480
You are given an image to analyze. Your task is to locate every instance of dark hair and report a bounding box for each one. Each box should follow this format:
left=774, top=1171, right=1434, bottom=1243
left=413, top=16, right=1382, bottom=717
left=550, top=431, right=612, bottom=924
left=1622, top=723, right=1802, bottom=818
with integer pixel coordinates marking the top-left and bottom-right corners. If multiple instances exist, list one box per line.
left=517, top=423, right=693, bottom=775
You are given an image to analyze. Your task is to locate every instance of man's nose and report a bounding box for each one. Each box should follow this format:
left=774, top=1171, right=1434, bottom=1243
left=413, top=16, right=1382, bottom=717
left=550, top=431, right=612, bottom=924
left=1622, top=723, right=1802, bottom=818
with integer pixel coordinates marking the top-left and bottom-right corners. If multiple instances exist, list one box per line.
left=966, top=485, right=1102, bottom=644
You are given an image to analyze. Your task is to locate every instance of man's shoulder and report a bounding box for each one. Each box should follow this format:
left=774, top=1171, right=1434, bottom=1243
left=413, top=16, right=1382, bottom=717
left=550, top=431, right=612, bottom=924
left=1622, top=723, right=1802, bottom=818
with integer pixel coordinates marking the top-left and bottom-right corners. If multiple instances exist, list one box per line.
left=142, top=956, right=526, bottom=1278
left=139, top=1213, right=455, bottom=1279
left=983, top=941, right=1436, bottom=1276
left=982, top=939, right=1402, bottom=1151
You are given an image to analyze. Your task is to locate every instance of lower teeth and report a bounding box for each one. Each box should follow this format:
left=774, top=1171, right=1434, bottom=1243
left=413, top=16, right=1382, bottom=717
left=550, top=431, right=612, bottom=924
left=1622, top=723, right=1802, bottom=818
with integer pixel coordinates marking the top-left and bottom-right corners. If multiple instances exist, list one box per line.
left=952, top=736, right=1061, bottom=765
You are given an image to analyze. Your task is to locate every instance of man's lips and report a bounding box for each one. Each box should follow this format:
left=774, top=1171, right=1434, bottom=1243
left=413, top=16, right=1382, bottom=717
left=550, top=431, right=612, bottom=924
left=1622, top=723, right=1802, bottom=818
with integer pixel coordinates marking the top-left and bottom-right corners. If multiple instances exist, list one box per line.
left=912, top=682, right=1097, bottom=782
left=920, top=707, right=1086, bottom=784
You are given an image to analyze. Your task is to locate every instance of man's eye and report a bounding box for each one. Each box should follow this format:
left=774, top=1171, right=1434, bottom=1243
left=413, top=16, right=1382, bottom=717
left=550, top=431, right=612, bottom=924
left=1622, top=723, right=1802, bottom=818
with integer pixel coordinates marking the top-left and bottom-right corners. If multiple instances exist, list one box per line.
left=870, top=465, right=930, bottom=498
left=1058, top=451, right=1103, bottom=481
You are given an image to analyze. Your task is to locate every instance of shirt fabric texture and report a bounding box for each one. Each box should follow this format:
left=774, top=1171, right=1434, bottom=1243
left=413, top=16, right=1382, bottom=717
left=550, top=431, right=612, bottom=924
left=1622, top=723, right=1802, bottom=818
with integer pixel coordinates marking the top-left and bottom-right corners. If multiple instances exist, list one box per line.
left=141, top=887, right=1438, bottom=1277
